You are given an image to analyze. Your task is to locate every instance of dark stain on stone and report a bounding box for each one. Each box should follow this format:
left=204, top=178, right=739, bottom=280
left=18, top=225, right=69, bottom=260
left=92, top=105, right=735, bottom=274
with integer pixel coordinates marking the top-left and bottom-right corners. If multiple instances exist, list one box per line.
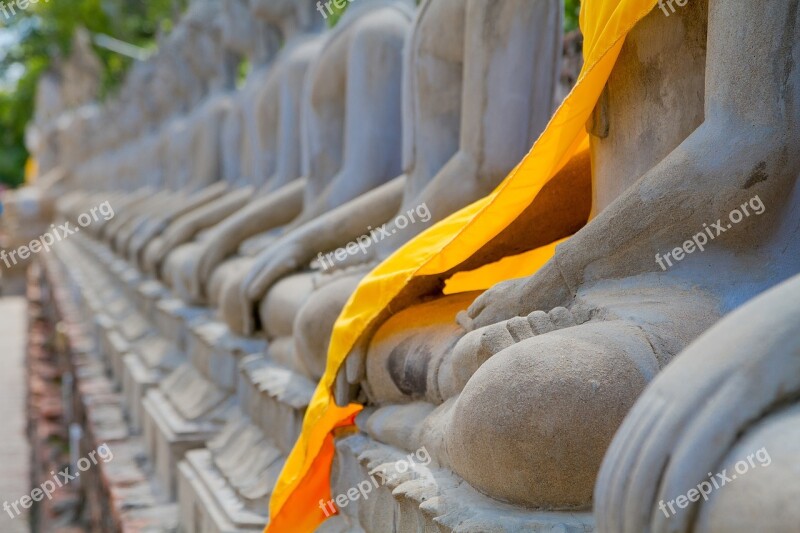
left=744, top=161, right=768, bottom=189
left=387, top=338, right=430, bottom=398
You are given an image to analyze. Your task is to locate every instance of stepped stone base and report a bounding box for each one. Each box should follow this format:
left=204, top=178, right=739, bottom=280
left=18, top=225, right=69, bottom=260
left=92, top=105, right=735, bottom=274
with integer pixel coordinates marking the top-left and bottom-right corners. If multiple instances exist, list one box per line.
left=142, top=387, right=234, bottom=499
left=330, top=432, right=595, bottom=533
left=173, top=350, right=318, bottom=530
left=42, top=245, right=179, bottom=531
left=122, top=351, right=162, bottom=433
left=178, top=449, right=268, bottom=533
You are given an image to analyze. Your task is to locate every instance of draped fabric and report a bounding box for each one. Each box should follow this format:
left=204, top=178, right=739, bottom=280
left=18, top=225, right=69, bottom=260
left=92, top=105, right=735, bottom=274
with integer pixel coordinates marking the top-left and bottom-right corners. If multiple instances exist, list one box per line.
left=266, top=1, right=660, bottom=531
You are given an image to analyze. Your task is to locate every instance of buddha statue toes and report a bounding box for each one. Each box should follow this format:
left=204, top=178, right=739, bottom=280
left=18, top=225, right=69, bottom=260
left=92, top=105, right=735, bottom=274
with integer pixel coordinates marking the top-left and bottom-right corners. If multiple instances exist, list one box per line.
left=349, top=0, right=800, bottom=512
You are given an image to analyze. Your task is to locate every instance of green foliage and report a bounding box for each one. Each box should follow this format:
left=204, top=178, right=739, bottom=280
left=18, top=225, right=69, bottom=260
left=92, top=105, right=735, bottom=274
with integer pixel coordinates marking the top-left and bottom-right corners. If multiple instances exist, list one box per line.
left=565, top=0, right=581, bottom=32
left=0, top=0, right=176, bottom=188
left=323, top=1, right=346, bottom=27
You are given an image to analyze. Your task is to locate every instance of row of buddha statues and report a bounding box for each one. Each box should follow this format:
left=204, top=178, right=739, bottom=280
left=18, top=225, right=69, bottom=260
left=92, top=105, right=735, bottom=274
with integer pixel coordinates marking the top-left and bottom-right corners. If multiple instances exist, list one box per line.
left=27, top=0, right=799, bottom=531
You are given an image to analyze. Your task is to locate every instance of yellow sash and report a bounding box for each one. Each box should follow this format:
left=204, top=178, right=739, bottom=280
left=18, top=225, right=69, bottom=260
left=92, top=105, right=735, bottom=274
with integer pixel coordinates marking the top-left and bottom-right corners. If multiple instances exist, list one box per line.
left=266, top=1, right=660, bottom=530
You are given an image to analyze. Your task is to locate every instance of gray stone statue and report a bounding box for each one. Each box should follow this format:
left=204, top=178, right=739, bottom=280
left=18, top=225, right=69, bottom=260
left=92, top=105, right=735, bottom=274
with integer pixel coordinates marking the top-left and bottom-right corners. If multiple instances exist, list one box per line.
left=331, top=2, right=799, bottom=529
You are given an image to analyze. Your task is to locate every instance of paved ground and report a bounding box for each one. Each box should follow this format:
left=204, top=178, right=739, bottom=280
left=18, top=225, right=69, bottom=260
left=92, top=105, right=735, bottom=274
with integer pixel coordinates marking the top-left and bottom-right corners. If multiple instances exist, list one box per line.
left=0, top=295, right=31, bottom=531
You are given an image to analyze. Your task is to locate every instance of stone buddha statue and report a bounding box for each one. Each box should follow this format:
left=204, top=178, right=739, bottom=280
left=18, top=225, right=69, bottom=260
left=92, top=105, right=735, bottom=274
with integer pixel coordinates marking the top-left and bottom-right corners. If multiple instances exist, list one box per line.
left=331, top=0, right=799, bottom=523
left=195, top=0, right=413, bottom=326
left=105, top=3, right=234, bottom=259
left=139, top=0, right=288, bottom=280
left=137, top=0, right=413, bottom=510
left=150, top=0, right=327, bottom=303
left=99, top=26, right=202, bottom=245
left=247, top=0, right=571, bottom=384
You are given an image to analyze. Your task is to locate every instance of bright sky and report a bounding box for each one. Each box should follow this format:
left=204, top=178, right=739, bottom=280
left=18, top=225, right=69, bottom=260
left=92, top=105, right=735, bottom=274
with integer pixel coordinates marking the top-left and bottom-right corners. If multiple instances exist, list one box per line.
left=0, top=27, right=22, bottom=90
left=0, top=27, right=13, bottom=53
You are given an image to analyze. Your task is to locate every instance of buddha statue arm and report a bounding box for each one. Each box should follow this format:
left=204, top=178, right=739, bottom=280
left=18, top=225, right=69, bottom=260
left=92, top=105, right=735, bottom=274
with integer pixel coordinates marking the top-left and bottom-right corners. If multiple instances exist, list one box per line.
left=373, top=0, right=562, bottom=260
left=257, top=70, right=293, bottom=192
left=248, top=73, right=282, bottom=190
left=194, top=179, right=306, bottom=287
left=242, top=176, right=407, bottom=302
left=468, top=1, right=800, bottom=329
left=162, top=181, right=230, bottom=223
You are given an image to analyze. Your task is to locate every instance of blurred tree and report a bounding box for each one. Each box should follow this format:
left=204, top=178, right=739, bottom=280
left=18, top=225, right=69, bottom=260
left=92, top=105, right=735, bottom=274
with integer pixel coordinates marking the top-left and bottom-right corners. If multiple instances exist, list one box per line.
left=565, top=0, right=581, bottom=32
left=0, top=0, right=177, bottom=188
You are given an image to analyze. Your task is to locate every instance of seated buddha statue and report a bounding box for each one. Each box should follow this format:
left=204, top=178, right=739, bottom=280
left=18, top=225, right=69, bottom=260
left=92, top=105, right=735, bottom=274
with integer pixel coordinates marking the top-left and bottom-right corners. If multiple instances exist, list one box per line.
left=149, top=0, right=327, bottom=300
left=138, top=0, right=285, bottom=278
left=199, top=0, right=415, bottom=330
left=239, top=0, right=573, bottom=387
left=104, top=3, right=236, bottom=260
left=122, top=2, right=247, bottom=266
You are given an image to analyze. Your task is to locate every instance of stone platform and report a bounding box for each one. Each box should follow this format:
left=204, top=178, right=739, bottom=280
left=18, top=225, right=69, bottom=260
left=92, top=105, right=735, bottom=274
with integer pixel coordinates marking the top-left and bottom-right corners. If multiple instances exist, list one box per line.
left=39, top=228, right=601, bottom=533
left=35, top=250, right=179, bottom=531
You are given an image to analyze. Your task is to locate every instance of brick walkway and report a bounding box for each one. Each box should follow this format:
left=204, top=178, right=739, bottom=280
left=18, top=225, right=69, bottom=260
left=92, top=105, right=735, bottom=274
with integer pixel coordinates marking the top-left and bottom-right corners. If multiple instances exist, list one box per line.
left=0, top=296, right=31, bottom=531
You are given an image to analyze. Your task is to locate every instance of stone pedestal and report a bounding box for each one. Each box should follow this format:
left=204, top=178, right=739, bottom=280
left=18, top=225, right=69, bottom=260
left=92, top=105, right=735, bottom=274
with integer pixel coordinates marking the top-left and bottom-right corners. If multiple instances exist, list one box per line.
left=141, top=319, right=266, bottom=499
left=331, top=432, right=595, bottom=532
left=175, top=352, right=317, bottom=531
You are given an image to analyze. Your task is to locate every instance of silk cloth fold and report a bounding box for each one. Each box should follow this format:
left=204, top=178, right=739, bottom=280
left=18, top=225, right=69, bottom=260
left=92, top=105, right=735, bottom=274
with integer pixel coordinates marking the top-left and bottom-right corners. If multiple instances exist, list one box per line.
left=266, top=1, right=660, bottom=531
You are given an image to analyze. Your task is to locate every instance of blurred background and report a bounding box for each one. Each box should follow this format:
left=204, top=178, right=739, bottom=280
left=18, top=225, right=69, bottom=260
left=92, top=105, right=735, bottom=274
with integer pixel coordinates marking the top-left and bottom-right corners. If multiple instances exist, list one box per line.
left=0, top=1, right=580, bottom=531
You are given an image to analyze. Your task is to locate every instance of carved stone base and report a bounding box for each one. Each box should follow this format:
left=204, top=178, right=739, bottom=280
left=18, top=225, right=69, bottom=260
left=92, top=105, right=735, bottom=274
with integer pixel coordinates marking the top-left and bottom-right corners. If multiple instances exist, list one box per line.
left=136, top=279, right=171, bottom=316
left=330, top=432, right=595, bottom=532
left=178, top=449, right=268, bottom=532
left=155, top=297, right=210, bottom=351
left=174, top=350, right=318, bottom=530
left=142, top=387, right=235, bottom=499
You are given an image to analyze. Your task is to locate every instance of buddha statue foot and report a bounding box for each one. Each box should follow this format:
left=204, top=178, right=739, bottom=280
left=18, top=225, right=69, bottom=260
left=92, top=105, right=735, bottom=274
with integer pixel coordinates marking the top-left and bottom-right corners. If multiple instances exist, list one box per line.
left=363, top=280, right=722, bottom=510
left=595, top=273, right=800, bottom=533
left=331, top=431, right=595, bottom=532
